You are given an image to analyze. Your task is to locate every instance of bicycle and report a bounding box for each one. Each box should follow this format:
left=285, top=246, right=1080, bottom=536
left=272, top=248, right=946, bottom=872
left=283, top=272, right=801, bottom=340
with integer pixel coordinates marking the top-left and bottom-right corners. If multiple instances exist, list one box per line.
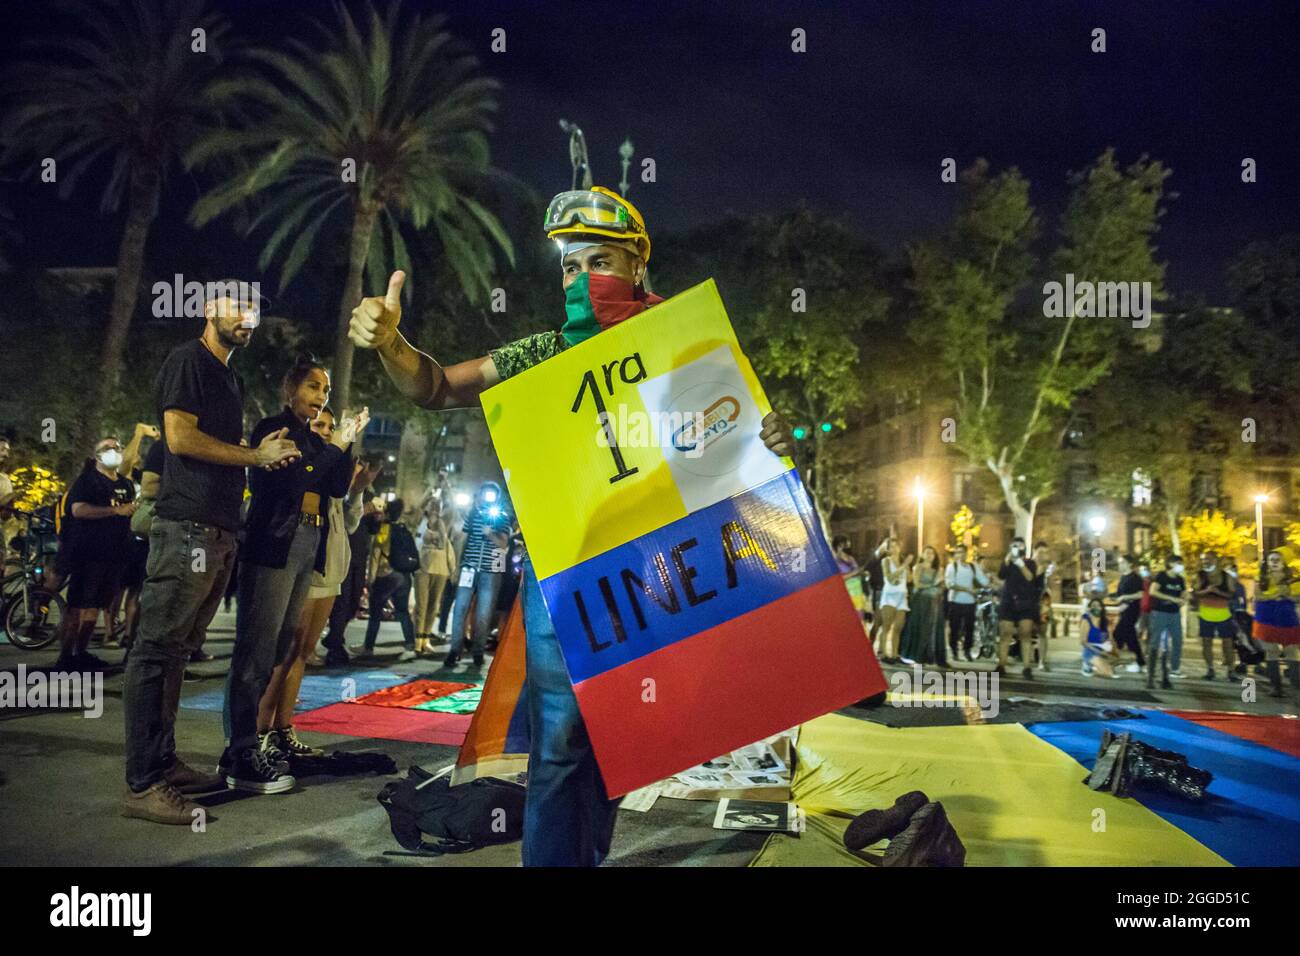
left=972, top=588, right=1000, bottom=661
left=1, top=510, right=67, bottom=651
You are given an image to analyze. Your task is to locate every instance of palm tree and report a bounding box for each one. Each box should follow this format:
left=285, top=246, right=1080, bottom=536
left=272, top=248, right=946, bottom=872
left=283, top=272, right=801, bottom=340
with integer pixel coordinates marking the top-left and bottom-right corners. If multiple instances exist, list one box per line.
left=187, top=0, right=514, bottom=410
left=1, top=0, right=232, bottom=443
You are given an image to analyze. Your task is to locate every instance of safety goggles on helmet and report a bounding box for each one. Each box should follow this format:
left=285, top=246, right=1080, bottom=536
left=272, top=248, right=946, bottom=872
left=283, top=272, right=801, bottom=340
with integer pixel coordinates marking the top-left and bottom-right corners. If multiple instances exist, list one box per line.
left=544, top=186, right=651, bottom=261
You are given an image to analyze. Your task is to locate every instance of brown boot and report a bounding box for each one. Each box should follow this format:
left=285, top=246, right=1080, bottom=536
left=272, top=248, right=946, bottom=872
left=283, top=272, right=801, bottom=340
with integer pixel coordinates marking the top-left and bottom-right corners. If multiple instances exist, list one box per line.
left=121, top=781, right=202, bottom=826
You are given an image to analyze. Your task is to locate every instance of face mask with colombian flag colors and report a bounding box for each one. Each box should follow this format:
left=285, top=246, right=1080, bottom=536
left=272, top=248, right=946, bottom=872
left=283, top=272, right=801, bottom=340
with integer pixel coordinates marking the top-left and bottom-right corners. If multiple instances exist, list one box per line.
left=560, top=272, right=664, bottom=347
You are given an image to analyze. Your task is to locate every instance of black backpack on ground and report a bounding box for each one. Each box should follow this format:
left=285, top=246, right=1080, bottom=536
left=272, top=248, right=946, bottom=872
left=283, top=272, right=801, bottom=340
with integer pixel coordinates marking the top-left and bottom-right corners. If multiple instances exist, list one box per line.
left=387, top=522, right=420, bottom=573
left=378, top=765, right=526, bottom=854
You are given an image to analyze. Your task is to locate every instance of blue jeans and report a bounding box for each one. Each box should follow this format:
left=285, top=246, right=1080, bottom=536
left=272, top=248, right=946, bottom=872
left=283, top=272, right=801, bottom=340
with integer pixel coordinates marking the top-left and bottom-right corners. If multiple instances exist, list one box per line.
left=521, top=559, right=620, bottom=866
left=448, top=567, right=503, bottom=657
left=1149, top=609, right=1182, bottom=662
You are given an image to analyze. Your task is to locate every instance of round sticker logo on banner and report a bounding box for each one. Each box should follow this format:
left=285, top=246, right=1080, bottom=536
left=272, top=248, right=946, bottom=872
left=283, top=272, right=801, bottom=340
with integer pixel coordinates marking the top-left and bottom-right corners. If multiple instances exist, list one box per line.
left=668, top=382, right=748, bottom=477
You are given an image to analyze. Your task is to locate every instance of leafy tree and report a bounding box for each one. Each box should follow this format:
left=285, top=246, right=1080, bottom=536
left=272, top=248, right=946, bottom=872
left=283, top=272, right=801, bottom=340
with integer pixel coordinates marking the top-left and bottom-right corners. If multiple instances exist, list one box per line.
left=654, top=207, right=889, bottom=519
left=950, top=504, right=982, bottom=547
left=1160, top=510, right=1254, bottom=573
left=1089, top=303, right=1254, bottom=552
left=1, top=0, right=232, bottom=446
left=910, top=151, right=1169, bottom=540
left=1226, top=234, right=1300, bottom=453
left=186, top=0, right=515, bottom=410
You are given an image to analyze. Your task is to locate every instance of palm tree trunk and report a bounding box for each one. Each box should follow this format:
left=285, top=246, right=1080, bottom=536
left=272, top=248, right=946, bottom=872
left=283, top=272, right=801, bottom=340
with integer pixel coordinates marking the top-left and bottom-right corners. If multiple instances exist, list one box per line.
left=332, top=201, right=379, bottom=412
left=86, top=170, right=158, bottom=445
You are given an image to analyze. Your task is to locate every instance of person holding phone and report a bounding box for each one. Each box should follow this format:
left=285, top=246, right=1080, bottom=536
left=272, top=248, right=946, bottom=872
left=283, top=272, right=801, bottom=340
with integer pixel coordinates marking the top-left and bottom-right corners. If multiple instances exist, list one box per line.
left=876, top=538, right=912, bottom=663
left=997, top=537, right=1038, bottom=679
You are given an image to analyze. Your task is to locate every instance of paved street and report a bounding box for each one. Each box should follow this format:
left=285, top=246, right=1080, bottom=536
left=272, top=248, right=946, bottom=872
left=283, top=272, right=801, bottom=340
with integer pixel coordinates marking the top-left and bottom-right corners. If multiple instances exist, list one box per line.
left=2, top=609, right=1292, bottom=867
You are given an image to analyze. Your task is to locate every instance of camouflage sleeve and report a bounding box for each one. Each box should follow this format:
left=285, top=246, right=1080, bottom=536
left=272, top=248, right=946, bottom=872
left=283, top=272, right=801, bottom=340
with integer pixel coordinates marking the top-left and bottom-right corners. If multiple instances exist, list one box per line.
left=489, top=331, right=566, bottom=381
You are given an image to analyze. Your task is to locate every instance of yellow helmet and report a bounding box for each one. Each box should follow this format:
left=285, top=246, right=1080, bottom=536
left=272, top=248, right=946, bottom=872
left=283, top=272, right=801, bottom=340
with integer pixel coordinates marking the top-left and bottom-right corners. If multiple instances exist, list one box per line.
left=544, top=186, right=651, bottom=262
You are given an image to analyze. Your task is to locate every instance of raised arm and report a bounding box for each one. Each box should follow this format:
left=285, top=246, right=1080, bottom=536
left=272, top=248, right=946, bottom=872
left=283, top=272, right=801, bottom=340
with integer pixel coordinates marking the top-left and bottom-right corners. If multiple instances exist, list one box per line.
left=348, top=271, right=499, bottom=410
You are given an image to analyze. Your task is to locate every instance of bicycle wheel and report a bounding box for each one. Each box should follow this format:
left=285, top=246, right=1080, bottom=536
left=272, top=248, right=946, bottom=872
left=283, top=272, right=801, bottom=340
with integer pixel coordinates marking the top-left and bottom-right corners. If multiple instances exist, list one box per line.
left=3, top=587, right=66, bottom=650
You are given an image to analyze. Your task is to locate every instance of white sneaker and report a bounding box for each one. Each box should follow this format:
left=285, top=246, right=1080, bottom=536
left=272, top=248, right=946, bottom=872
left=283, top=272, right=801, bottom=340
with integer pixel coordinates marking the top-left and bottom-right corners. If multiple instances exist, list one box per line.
left=1081, top=666, right=1093, bottom=677
left=1170, top=670, right=1184, bottom=679
left=1125, top=663, right=1141, bottom=673
left=398, top=650, right=416, bottom=662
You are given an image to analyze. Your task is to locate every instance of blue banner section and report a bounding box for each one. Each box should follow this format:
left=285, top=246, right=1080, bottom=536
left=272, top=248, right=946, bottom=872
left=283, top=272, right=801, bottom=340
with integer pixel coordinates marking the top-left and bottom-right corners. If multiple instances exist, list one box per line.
left=538, top=468, right=836, bottom=683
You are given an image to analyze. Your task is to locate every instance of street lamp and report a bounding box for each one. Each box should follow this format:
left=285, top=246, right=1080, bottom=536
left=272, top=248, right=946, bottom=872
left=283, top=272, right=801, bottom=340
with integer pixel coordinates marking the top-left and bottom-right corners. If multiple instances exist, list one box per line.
left=913, top=477, right=926, bottom=554
left=1088, top=514, right=1107, bottom=537
left=1254, top=493, right=1269, bottom=558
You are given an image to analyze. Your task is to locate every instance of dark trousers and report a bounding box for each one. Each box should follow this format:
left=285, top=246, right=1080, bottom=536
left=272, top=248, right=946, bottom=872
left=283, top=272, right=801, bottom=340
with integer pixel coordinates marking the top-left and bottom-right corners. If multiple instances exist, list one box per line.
left=1114, top=605, right=1145, bottom=666
left=364, top=571, right=415, bottom=650
left=323, top=553, right=366, bottom=656
left=948, top=602, right=976, bottom=655
left=224, top=522, right=319, bottom=753
left=123, top=519, right=237, bottom=792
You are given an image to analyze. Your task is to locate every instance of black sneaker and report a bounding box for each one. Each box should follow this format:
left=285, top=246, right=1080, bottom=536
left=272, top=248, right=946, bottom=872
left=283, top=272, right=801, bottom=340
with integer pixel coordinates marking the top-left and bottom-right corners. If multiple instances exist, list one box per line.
left=257, top=731, right=291, bottom=774
left=1203, top=670, right=1215, bottom=681
left=323, top=651, right=350, bottom=668
left=216, top=748, right=234, bottom=777
left=225, top=747, right=295, bottom=794
left=274, top=727, right=323, bottom=759
left=1022, top=667, right=1033, bottom=680
left=1161, top=677, right=1174, bottom=690
left=473, top=654, right=485, bottom=668
left=76, top=652, right=110, bottom=671
left=443, top=652, right=459, bottom=668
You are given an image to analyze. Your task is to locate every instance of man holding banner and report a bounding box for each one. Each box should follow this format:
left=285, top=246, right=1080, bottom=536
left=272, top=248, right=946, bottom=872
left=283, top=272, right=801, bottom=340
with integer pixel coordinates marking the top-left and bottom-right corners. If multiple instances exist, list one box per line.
left=349, top=187, right=875, bottom=866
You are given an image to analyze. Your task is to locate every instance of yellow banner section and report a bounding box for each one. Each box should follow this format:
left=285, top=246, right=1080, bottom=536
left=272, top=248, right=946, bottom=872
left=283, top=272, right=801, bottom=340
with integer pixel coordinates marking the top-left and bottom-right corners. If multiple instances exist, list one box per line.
left=481, top=279, right=772, bottom=580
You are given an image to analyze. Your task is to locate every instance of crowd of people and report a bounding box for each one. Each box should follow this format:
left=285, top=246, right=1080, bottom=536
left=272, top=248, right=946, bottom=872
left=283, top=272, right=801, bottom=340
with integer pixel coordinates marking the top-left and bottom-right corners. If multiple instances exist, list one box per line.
left=834, top=534, right=1300, bottom=695
left=4, top=180, right=1292, bottom=868
left=0, top=284, right=528, bottom=826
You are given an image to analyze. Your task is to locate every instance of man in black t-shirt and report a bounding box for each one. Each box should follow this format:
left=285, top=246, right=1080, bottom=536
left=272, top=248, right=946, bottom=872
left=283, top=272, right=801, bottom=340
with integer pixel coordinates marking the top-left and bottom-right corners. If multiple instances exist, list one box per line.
left=1146, top=553, right=1188, bottom=689
left=122, top=283, right=301, bottom=826
left=56, top=436, right=137, bottom=671
left=997, top=536, right=1039, bottom=679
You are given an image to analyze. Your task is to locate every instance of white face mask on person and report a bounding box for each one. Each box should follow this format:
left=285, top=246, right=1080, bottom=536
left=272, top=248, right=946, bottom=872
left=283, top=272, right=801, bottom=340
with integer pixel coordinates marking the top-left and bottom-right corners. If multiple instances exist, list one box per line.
left=1172, top=563, right=1185, bottom=575
left=97, top=449, right=123, bottom=469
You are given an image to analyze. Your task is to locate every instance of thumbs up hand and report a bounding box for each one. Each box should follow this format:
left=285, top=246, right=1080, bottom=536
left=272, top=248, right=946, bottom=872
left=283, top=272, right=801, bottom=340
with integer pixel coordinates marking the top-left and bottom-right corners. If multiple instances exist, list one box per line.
left=349, top=271, right=406, bottom=350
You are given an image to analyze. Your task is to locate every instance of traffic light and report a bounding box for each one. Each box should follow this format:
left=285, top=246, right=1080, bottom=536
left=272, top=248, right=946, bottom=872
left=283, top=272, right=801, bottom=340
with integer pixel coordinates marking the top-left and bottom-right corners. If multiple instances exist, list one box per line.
left=792, top=426, right=807, bottom=440
left=820, top=422, right=833, bottom=433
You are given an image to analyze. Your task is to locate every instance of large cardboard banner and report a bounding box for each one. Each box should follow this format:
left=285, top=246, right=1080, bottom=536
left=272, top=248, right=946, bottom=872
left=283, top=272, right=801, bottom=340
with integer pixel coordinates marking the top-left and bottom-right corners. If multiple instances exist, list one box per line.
left=482, top=279, right=885, bottom=797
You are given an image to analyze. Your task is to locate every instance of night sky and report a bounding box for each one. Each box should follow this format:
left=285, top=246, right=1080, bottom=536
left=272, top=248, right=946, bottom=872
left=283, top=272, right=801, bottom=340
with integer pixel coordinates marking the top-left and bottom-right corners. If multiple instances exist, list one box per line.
left=4, top=0, right=1297, bottom=304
